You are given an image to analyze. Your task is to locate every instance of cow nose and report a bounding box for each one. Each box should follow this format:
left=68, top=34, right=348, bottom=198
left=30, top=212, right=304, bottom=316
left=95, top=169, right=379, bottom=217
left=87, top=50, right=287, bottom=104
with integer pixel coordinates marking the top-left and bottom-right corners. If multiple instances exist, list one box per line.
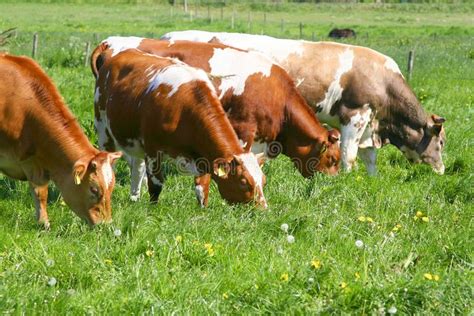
left=433, top=164, right=445, bottom=175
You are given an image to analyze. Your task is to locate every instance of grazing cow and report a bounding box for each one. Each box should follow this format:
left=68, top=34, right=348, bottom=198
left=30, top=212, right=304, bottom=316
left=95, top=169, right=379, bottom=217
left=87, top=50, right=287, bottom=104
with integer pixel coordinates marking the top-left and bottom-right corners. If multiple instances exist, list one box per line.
left=162, top=31, right=446, bottom=175
left=91, top=37, right=340, bottom=205
left=0, top=53, right=121, bottom=228
left=328, top=28, right=356, bottom=39
left=94, top=49, right=267, bottom=208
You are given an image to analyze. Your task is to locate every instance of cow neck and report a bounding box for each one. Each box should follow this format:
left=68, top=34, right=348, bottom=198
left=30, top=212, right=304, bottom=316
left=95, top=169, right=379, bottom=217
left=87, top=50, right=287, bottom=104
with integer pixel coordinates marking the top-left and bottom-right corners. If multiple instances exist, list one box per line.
left=29, top=89, right=97, bottom=183
left=280, top=93, right=327, bottom=148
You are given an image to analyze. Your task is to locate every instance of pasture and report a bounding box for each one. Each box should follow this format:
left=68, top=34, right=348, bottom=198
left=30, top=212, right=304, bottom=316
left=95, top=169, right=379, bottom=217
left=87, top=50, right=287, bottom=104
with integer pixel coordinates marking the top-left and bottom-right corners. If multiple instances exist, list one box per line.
left=0, top=1, right=473, bottom=314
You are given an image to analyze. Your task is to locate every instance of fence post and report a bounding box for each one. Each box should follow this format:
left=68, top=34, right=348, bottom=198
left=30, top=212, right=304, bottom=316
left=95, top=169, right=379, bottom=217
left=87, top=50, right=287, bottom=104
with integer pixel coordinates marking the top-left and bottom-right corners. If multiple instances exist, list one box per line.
left=84, top=42, right=91, bottom=67
left=299, top=22, right=303, bottom=39
left=407, top=50, right=415, bottom=81
left=220, top=6, right=223, bottom=20
left=207, top=5, right=210, bottom=21
left=32, top=33, right=38, bottom=58
left=184, top=0, right=188, bottom=13
left=231, top=9, right=235, bottom=29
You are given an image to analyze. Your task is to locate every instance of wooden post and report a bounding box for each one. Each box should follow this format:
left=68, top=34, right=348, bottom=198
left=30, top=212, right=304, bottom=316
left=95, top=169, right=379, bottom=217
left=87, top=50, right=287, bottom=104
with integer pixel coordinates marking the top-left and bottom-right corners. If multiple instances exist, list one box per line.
left=207, top=5, right=210, bottom=21
left=84, top=42, right=91, bottom=67
left=32, top=33, right=38, bottom=58
left=299, top=22, right=303, bottom=39
left=280, top=19, right=284, bottom=33
left=184, top=0, right=188, bottom=13
left=231, top=10, right=235, bottom=29
left=407, top=50, right=415, bottom=80
left=93, top=33, right=99, bottom=43
left=247, top=12, right=251, bottom=33
left=263, top=13, right=266, bottom=28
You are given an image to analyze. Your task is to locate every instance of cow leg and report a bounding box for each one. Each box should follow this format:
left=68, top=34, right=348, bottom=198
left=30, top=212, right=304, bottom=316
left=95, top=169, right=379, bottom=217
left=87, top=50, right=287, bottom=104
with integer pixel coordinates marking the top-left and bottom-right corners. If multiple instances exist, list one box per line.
left=125, top=156, right=146, bottom=202
left=145, top=154, right=165, bottom=204
left=29, top=182, right=49, bottom=229
left=340, top=107, right=372, bottom=172
left=194, top=174, right=211, bottom=208
left=358, top=147, right=377, bottom=176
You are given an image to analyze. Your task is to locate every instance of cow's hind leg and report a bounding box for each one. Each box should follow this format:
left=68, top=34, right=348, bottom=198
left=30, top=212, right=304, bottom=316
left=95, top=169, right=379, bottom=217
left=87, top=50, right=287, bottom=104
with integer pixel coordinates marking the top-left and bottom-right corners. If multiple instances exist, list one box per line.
left=29, top=182, right=49, bottom=229
left=126, top=156, right=146, bottom=202
left=340, top=106, right=372, bottom=172
left=194, top=174, right=211, bottom=208
left=145, top=154, right=165, bottom=204
left=358, top=147, right=377, bottom=176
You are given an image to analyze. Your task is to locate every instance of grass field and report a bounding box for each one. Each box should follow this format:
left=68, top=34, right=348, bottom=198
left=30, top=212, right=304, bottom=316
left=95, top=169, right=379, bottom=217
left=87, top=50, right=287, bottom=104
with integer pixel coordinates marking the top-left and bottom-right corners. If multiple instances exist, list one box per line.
left=0, top=1, right=473, bottom=314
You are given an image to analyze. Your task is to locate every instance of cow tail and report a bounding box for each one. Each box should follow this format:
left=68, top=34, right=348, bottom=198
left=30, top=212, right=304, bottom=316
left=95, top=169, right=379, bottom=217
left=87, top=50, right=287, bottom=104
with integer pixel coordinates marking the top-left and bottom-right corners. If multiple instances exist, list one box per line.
left=90, top=42, right=108, bottom=79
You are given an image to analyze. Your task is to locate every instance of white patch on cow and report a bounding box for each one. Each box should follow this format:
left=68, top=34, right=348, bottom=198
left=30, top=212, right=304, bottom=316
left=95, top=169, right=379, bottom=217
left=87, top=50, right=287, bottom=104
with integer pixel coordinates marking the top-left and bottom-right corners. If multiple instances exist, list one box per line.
left=94, top=87, right=101, bottom=104
left=101, top=162, right=114, bottom=188
left=95, top=110, right=109, bottom=150
left=122, top=139, right=145, bottom=158
left=103, top=36, right=144, bottom=57
left=161, top=30, right=305, bottom=65
left=195, top=185, right=205, bottom=208
left=316, top=49, right=354, bottom=127
left=295, top=78, right=304, bottom=88
left=209, top=48, right=272, bottom=98
left=236, top=152, right=266, bottom=207
left=384, top=57, right=402, bottom=75
left=239, top=139, right=248, bottom=150
left=128, top=157, right=146, bottom=201
left=145, top=63, right=215, bottom=97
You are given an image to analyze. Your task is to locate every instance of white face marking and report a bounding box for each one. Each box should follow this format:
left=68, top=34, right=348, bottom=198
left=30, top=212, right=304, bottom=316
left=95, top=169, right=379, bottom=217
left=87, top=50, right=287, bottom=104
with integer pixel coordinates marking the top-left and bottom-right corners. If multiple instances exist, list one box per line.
left=103, top=36, right=144, bottom=57
left=195, top=185, right=205, bottom=207
left=316, top=49, right=354, bottom=125
left=94, top=87, right=101, bottom=104
left=101, top=162, right=113, bottom=188
left=161, top=30, right=305, bottom=65
left=145, top=63, right=215, bottom=97
left=208, top=48, right=272, bottom=98
left=236, top=152, right=266, bottom=207
left=384, top=57, right=402, bottom=76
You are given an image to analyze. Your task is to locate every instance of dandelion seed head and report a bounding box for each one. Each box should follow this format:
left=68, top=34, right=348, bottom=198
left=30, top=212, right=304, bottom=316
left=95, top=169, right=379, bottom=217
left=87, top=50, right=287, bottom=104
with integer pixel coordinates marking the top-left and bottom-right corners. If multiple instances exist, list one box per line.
left=47, top=277, right=57, bottom=287
left=388, top=306, right=397, bottom=314
left=287, top=235, right=295, bottom=243
left=114, top=229, right=122, bottom=237
left=355, top=240, right=364, bottom=248
left=46, top=259, right=55, bottom=267
left=280, top=223, right=289, bottom=233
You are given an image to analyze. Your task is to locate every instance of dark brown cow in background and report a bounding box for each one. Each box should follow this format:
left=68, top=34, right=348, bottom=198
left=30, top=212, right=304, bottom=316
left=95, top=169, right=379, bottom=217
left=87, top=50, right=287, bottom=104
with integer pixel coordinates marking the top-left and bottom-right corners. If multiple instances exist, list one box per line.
left=328, top=28, right=357, bottom=39
left=91, top=37, right=340, bottom=205
left=0, top=53, right=122, bottom=228
left=94, top=49, right=268, bottom=208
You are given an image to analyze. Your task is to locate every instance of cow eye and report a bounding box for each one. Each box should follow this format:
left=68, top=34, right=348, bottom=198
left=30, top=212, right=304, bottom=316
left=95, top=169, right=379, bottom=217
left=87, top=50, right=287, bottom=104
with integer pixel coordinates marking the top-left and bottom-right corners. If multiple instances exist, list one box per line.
left=240, top=178, right=247, bottom=186
left=90, top=186, right=100, bottom=197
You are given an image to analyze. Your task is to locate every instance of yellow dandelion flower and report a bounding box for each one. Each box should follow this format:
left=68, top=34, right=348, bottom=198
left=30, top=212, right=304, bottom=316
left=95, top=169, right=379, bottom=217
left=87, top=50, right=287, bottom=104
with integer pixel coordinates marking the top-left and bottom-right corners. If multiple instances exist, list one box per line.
left=433, top=274, right=440, bottom=281
left=366, top=217, right=374, bottom=223
left=340, top=282, right=348, bottom=289
left=104, top=259, right=113, bottom=265
left=222, top=292, right=229, bottom=299
left=311, top=259, right=322, bottom=270
left=413, top=215, right=419, bottom=221
left=422, top=216, right=429, bottom=222
left=392, top=224, right=402, bottom=232
left=280, top=273, right=289, bottom=282
left=424, top=273, right=433, bottom=280
left=358, top=216, right=367, bottom=222
left=416, top=211, right=424, bottom=218
left=356, top=175, right=363, bottom=181
left=355, top=272, right=360, bottom=280
left=145, top=250, right=154, bottom=257
left=204, top=243, right=215, bottom=256
left=175, top=235, right=183, bottom=243
left=254, top=284, right=259, bottom=289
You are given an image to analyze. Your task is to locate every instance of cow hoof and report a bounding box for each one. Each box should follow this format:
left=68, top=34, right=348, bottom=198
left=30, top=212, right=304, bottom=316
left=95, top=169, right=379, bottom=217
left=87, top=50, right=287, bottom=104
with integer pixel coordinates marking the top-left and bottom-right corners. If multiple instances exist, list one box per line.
left=130, top=195, right=139, bottom=202
left=40, top=221, right=50, bottom=231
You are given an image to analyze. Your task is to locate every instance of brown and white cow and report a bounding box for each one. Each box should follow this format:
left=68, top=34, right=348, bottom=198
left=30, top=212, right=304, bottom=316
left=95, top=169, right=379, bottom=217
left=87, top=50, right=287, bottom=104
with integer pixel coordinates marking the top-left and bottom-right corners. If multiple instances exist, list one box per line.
left=0, top=53, right=121, bottom=228
left=94, top=49, right=267, bottom=208
left=91, top=37, right=340, bottom=205
left=162, top=31, right=446, bottom=175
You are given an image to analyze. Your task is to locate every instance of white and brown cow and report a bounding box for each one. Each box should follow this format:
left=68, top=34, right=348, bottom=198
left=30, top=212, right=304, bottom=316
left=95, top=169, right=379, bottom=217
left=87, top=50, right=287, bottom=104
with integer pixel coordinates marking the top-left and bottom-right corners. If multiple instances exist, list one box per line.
left=91, top=37, right=340, bottom=205
left=0, top=53, right=122, bottom=228
left=94, top=49, right=267, bottom=208
left=162, top=31, right=447, bottom=175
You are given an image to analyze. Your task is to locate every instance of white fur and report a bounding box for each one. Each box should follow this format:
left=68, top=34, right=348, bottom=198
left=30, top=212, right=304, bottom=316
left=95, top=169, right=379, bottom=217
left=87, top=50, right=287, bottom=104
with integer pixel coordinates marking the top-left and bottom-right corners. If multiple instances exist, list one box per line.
left=208, top=48, right=272, bottom=98
left=103, top=36, right=144, bottom=57
left=236, top=153, right=266, bottom=207
left=101, top=162, right=113, bottom=188
left=316, top=49, right=354, bottom=127
left=195, top=185, right=205, bottom=208
left=162, top=30, right=305, bottom=65
left=146, top=63, right=215, bottom=97
left=340, top=107, right=372, bottom=171
left=384, top=57, right=402, bottom=75
left=94, top=87, right=101, bottom=104
left=95, top=110, right=109, bottom=150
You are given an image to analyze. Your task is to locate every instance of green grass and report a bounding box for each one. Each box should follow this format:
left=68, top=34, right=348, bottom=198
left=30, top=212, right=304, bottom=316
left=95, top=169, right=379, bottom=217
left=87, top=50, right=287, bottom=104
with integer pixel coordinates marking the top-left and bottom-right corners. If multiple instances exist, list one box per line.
left=0, top=1, right=473, bottom=314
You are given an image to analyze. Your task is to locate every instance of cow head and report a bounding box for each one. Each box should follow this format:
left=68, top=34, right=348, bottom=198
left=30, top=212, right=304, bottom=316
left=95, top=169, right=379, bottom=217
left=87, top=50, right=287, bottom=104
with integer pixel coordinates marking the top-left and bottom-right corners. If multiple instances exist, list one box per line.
left=400, top=114, right=446, bottom=174
left=62, top=151, right=122, bottom=225
left=212, top=153, right=267, bottom=208
left=291, top=129, right=341, bottom=177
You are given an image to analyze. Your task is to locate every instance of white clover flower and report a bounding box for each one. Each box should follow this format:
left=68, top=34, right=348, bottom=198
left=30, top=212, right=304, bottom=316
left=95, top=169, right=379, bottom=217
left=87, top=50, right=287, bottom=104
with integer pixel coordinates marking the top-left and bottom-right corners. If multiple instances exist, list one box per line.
left=46, top=259, right=55, bottom=267
left=114, top=229, right=122, bottom=237
left=287, top=235, right=295, bottom=243
left=48, top=277, right=57, bottom=287
left=308, top=277, right=314, bottom=283
left=355, top=240, right=364, bottom=248
left=280, top=223, right=289, bottom=233
left=388, top=306, right=397, bottom=314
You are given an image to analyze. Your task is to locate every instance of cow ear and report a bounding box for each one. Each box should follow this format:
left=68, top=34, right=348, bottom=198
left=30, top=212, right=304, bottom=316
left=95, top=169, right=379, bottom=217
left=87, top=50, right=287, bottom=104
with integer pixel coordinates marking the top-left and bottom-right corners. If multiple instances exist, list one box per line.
left=72, top=157, right=91, bottom=185
left=328, top=129, right=340, bottom=143
left=428, top=115, right=445, bottom=136
left=431, top=114, right=446, bottom=124
left=213, top=158, right=230, bottom=179
left=107, top=151, right=122, bottom=165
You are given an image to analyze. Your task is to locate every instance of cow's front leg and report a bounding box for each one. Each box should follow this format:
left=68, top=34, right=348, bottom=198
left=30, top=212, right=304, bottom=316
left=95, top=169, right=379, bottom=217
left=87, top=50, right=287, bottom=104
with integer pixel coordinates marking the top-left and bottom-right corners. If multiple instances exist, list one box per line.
left=340, top=108, right=371, bottom=172
left=358, top=147, right=377, bottom=176
left=145, top=154, right=165, bottom=204
left=194, top=174, right=211, bottom=208
left=29, top=182, right=49, bottom=229
left=125, top=156, right=146, bottom=202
